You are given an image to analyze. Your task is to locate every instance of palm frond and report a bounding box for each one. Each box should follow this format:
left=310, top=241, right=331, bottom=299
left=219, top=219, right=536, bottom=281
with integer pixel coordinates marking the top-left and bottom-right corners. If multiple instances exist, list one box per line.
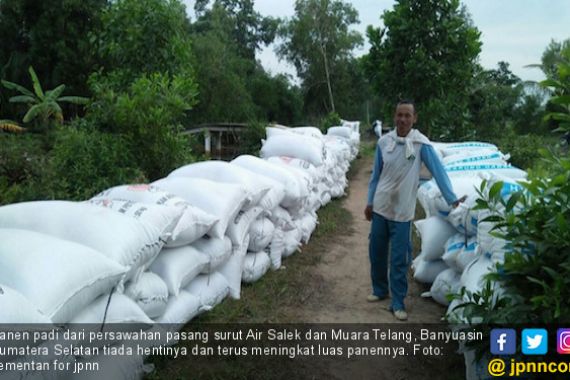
left=45, top=84, right=66, bottom=101
left=28, top=66, right=45, bottom=100
left=8, top=95, right=37, bottom=104
left=23, top=103, right=46, bottom=123
left=1, top=79, right=35, bottom=98
left=58, top=96, right=89, bottom=105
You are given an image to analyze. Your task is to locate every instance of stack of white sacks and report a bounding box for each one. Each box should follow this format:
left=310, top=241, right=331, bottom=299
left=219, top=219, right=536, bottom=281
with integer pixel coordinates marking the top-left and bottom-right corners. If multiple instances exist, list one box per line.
left=412, top=141, right=526, bottom=312
left=0, top=121, right=359, bottom=379
left=412, top=142, right=528, bottom=380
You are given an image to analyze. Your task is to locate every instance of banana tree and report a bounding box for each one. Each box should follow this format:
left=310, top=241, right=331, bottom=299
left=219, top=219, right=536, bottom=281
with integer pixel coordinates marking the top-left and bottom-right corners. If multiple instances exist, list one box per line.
left=1, top=66, right=89, bottom=129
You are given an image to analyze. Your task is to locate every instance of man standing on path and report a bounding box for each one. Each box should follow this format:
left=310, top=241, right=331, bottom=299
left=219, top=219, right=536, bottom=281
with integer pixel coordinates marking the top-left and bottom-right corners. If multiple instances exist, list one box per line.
left=364, top=100, right=465, bottom=321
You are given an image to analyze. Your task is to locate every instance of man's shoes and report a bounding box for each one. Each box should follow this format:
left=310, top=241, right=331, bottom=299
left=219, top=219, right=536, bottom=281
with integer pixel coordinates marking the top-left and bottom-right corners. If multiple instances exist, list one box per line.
left=393, top=309, right=408, bottom=321
left=366, top=294, right=386, bottom=302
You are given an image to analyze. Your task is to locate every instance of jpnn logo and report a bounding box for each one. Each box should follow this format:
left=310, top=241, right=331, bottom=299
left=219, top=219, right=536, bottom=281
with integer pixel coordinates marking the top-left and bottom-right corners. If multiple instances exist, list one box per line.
left=522, top=329, right=548, bottom=355
left=491, top=329, right=516, bottom=355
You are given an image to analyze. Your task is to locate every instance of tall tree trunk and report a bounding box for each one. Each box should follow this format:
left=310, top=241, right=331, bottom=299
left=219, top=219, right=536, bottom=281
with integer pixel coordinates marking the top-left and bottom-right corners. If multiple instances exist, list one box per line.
left=321, top=44, right=335, bottom=113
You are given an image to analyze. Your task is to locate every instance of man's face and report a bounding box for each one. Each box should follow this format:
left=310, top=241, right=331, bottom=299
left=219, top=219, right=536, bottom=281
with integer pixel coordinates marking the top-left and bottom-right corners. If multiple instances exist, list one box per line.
left=394, top=103, right=417, bottom=137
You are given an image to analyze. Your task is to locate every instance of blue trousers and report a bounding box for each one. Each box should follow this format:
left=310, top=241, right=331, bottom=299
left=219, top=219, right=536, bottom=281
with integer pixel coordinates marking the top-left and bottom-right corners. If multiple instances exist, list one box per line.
left=369, top=212, right=412, bottom=311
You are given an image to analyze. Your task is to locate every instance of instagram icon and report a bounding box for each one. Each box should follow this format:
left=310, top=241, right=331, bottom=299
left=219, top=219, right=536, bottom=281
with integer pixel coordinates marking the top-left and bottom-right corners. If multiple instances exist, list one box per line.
left=557, top=329, right=570, bottom=354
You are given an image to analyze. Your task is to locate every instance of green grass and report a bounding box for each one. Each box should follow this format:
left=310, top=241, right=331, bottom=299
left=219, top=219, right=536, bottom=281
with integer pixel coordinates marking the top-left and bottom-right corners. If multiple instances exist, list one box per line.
left=359, top=137, right=377, bottom=158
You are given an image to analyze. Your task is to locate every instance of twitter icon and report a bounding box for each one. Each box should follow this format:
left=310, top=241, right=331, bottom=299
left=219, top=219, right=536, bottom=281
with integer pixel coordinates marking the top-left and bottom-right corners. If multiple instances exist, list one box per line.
left=522, top=329, right=548, bottom=355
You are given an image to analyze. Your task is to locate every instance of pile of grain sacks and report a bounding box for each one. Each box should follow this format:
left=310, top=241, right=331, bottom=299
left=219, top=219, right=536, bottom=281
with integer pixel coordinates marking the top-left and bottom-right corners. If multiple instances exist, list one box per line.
left=0, top=121, right=359, bottom=379
left=412, top=141, right=526, bottom=310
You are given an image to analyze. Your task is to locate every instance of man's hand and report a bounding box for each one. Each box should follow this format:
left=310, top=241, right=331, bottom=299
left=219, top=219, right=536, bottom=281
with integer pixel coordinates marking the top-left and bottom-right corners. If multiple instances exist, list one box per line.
left=452, top=195, right=467, bottom=208
left=364, top=205, right=373, bottom=221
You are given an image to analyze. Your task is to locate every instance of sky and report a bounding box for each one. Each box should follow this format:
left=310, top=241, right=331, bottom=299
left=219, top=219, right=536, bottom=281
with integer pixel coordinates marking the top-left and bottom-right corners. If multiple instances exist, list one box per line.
left=182, top=0, right=570, bottom=83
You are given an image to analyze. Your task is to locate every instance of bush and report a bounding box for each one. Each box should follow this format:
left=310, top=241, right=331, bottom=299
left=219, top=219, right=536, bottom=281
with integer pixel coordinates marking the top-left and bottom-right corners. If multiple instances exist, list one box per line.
left=495, top=129, right=555, bottom=170
left=0, top=133, right=62, bottom=204
left=237, top=120, right=266, bottom=156
left=319, top=111, right=341, bottom=133
left=50, top=123, right=145, bottom=200
left=87, top=72, right=198, bottom=180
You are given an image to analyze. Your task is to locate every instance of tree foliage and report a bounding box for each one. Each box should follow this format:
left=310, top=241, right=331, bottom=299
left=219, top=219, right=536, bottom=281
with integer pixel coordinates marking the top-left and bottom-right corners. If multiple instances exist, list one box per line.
left=97, top=0, right=194, bottom=87
left=86, top=72, right=197, bottom=180
left=194, top=0, right=278, bottom=61
left=278, top=0, right=363, bottom=116
left=0, top=0, right=106, bottom=91
left=0, top=0, right=105, bottom=119
left=365, top=0, right=481, bottom=140
left=468, top=62, right=524, bottom=139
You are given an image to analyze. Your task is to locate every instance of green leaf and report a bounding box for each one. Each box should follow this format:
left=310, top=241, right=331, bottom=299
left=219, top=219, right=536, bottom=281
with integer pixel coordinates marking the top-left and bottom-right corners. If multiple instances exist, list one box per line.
left=556, top=213, right=568, bottom=231
left=8, top=95, right=37, bottom=104
left=28, top=66, right=45, bottom=100
left=58, top=96, right=89, bottom=105
left=488, top=181, right=504, bottom=201
left=545, top=112, right=570, bottom=122
left=539, top=79, right=561, bottom=88
left=481, top=215, right=503, bottom=223
left=1, top=79, right=35, bottom=98
left=22, top=103, right=46, bottom=123
left=550, top=95, right=570, bottom=106
left=505, top=191, right=522, bottom=212
left=45, top=84, right=66, bottom=101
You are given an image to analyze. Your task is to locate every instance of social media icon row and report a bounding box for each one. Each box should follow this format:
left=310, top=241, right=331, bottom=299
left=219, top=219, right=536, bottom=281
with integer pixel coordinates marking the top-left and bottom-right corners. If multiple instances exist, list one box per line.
left=491, top=328, right=557, bottom=355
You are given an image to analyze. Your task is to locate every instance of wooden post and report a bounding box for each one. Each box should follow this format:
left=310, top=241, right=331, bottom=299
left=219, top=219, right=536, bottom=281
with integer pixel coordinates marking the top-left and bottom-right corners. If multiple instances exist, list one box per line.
left=204, top=129, right=211, bottom=154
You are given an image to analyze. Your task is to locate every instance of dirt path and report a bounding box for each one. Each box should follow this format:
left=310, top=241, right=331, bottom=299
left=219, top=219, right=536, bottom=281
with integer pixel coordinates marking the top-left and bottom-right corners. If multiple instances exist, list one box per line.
left=293, top=153, right=446, bottom=323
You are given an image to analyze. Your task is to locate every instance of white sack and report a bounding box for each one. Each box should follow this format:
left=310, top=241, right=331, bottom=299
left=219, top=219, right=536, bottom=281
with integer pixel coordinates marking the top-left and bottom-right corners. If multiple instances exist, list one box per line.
left=87, top=198, right=181, bottom=241
left=412, top=254, right=449, bottom=284
left=124, top=272, right=169, bottom=319
left=69, top=293, right=153, bottom=325
left=456, top=238, right=480, bottom=272
left=413, top=217, right=457, bottom=261
left=282, top=228, right=303, bottom=258
left=94, top=184, right=219, bottom=247
left=242, top=251, right=271, bottom=283
left=149, top=246, right=209, bottom=296
left=440, top=142, right=498, bottom=157
left=248, top=217, right=275, bottom=252
left=219, top=236, right=249, bottom=299
left=156, top=291, right=202, bottom=325
left=269, top=228, right=285, bottom=270
left=185, top=272, right=230, bottom=311
left=298, top=213, right=318, bottom=243
left=446, top=164, right=527, bottom=179
left=327, top=126, right=352, bottom=139
left=226, top=206, right=264, bottom=246
left=0, top=201, right=164, bottom=282
left=152, top=177, right=248, bottom=239
left=0, top=229, right=126, bottom=323
left=268, top=206, right=295, bottom=231
left=261, top=133, right=325, bottom=167
left=191, top=236, right=232, bottom=273
left=0, top=284, right=52, bottom=324
left=460, top=252, right=496, bottom=294
left=167, top=161, right=270, bottom=209
left=441, top=234, right=465, bottom=273
left=231, top=155, right=303, bottom=208
left=442, top=151, right=509, bottom=166
left=429, top=268, right=461, bottom=306
left=291, top=126, right=323, bottom=139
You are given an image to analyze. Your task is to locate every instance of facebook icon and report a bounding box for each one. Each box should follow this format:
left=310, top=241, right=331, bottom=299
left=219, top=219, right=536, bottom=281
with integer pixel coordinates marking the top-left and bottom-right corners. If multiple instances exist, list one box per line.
left=491, top=329, right=516, bottom=355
